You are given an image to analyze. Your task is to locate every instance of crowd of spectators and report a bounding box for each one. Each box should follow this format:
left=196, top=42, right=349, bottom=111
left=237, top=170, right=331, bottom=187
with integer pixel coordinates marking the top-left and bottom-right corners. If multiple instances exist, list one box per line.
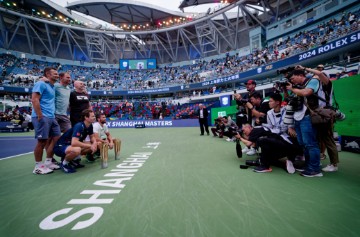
left=90, top=100, right=218, bottom=120
left=0, top=9, right=359, bottom=93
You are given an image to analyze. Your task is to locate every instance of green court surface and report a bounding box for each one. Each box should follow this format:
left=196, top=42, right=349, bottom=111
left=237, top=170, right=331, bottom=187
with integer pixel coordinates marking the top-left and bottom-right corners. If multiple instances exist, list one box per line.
left=1, top=127, right=360, bottom=237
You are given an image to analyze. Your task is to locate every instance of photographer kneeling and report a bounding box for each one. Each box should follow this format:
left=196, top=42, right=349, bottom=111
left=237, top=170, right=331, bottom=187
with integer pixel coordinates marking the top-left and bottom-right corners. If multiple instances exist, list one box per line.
left=235, top=124, right=298, bottom=173
left=211, top=117, right=225, bottom=138
left=238, top=92, right=270, bottom=155
left=286, top=69, right=322, bottom=177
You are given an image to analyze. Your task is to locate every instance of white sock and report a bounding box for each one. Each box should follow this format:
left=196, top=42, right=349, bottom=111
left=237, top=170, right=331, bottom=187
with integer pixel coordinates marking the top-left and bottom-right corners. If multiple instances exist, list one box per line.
left=62, top=160, right=69, bottom=165
left=44, top=158, right=52, bottom=164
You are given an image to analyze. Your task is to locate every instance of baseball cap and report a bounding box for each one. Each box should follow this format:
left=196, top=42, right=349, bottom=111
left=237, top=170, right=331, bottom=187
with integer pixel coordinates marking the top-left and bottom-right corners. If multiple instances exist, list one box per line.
left=245, top=80, right=256, bottom=86
left=317, top=64, right=324, bottom=68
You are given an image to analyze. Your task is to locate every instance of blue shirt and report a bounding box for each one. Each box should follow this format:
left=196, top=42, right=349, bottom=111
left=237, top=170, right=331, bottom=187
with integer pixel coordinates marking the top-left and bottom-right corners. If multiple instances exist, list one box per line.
left=31, top=81, right=55, bottom=118
left=56, top=122, right=93, bottom=146
left=305, top=78, right=320, bottom=93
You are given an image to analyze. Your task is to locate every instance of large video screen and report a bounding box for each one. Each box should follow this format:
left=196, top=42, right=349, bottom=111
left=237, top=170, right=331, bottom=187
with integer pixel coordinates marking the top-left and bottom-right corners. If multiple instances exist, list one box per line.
left=119, top=59, right=157, bottom=70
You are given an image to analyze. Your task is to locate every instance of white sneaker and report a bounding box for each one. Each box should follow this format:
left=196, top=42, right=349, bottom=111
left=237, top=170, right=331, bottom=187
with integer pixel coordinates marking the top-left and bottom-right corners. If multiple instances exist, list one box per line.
left=322, top=164, right=338, bottom=172
left=246, top=148, right=256, bottom=156
left=286, top=160, right=295, bottom=174
left=33, top=164, right=54, bottom=175
left=242, top=147, right=250, bottom=153
left=226, top=138, right=232, bottom=142
left=45, top=162, right=60, bottom=170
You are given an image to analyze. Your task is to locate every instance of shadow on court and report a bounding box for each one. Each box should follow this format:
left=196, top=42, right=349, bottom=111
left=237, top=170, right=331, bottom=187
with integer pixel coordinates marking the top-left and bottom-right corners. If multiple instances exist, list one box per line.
left=0, top=136, right=37, bottom=159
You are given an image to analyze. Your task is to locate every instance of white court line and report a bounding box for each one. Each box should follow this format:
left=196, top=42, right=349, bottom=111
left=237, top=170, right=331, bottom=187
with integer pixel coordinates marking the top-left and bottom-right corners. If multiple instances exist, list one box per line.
left=0, top=138, right=34, bottom=140
left=0, top=152, right=33, bottom=160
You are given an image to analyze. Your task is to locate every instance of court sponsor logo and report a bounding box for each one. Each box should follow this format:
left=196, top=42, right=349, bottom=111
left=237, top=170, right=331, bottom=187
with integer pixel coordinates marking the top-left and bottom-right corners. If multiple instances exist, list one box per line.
left=39, top=142, right=160, bottom=230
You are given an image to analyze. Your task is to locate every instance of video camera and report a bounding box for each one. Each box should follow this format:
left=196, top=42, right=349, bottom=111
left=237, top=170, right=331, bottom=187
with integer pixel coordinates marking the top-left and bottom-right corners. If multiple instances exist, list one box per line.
left=273, top=81, right=290, bottom=93
left=214, top=117, right=222, bottom=123
left=239, top=98, right=250, bottom=105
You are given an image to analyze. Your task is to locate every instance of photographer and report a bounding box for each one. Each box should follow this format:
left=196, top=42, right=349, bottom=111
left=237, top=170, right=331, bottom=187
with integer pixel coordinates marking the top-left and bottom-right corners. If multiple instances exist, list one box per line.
left=234, top=124, right=297, bottom=173
left=234, top=80, right=257, bottom=127
left=297, top=65, right=339, bottom=172
left=263, top=93, right=303, bottom=172
left=245, top=92, right=270, bottom=126
left=211, top=117, right=225, bottom=138
left=286, top=69, right=322, bottom=177
left=222, top=116, right=238, bottom=142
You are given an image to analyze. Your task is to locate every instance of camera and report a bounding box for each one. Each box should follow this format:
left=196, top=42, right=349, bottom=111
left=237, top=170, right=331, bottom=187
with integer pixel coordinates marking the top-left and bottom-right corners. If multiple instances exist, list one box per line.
left=277, top=66, right=295, bottom=76
left=283, top=96, right=304, bottom=125
left=214, top=118, right=222, bottom=124
left=239, top=98, right=250, bottom=104
left=277, top=81, right=289, bottom=88
left=257, top=116, right=266, bottom=125
left=273, top=81, right=289, bottom=93
left=245, top=159, right=260, bottom=166
left=287, top=95, right=304, bottom=111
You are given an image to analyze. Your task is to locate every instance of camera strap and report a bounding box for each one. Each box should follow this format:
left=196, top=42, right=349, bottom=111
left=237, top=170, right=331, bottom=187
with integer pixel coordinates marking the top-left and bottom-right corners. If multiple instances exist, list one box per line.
left=311, top=93, right=334, bottom=109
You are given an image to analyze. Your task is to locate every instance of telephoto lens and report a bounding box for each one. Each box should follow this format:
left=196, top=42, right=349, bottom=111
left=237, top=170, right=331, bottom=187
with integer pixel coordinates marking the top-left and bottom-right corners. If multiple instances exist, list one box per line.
left=245, top=159, right=260, bottom=166
left=283, top=105, right=294, bottom=125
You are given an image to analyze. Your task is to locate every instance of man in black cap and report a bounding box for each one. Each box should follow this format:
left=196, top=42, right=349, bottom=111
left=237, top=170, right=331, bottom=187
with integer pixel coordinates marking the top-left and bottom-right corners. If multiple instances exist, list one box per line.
left=234, top=79, right=257, bottom=124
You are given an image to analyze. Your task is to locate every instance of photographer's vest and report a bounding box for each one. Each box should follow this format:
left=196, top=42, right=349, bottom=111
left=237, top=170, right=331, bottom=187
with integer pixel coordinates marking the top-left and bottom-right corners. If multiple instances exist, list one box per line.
left=304, top=77, right=320, bottom=110
left=294, top=77, right=321, bottom=121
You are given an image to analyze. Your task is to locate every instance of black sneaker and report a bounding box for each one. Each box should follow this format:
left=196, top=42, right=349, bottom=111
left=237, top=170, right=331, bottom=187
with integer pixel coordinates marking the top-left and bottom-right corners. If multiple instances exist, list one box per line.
left=86, top=153, right=95, bottom=162
left=253, top=166, right=272, bottom=173
left=51, top=158, right=60, bottom=165
left=94, top=150, right=101, bottom=159
left=70, top=160, right=85, bottom=168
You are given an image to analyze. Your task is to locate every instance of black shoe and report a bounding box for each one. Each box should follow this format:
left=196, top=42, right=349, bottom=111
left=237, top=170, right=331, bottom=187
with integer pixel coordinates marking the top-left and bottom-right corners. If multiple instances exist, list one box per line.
left=86, top=154, right=95, bottom=162
left=200, top=134, right=204, bottom=136
left=207, top=133, right=210, bottom=136
left=70, top=160, right=85, bottom=168
left=51, top=158, right=60, bottom=165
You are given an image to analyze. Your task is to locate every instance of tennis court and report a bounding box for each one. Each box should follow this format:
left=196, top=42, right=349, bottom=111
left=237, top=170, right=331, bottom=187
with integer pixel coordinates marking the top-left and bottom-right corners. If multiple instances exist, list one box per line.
left=0, top=127, right=359, bottom=237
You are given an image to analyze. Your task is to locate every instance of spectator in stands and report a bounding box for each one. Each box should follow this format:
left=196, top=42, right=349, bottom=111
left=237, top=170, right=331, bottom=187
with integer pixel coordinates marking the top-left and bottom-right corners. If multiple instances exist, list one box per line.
left=69, top=80, right=91, bottom=127
left=23, top=111, right=33, bottom=130
left=13, top=111, right=24, bottom=126
left=55, top=72, right=72, bottom=132
left=197, top=103, right=209, bottom=136
left=53, top=109, right=98, bottom=173
left=31, top=67, right=61, bottom=175
left=339, top=71, right=349, bottom=78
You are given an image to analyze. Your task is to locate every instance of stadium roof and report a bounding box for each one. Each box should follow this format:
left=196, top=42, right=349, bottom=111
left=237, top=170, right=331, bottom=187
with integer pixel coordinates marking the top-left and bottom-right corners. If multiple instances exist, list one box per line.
left=67, top=0, right=189, bottom=26
left=179, top=0, right=239, bottom=10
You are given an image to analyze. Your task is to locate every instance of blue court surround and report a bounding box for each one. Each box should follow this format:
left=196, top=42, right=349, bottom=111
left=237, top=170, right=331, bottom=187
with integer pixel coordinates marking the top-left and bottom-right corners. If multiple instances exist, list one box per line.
left=0, top=136, right=37, bottom=159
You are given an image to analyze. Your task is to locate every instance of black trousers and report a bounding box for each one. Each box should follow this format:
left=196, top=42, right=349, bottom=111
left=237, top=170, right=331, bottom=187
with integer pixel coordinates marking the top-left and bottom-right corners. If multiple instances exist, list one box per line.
left=257, top=136, right=299, bottom=167
left=199, top=118, right=209, bottom=135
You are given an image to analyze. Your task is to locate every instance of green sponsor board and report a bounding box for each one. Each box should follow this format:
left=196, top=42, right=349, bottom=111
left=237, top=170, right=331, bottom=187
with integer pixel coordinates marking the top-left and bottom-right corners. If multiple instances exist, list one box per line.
left=210, top=105, right=238, bottom=125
